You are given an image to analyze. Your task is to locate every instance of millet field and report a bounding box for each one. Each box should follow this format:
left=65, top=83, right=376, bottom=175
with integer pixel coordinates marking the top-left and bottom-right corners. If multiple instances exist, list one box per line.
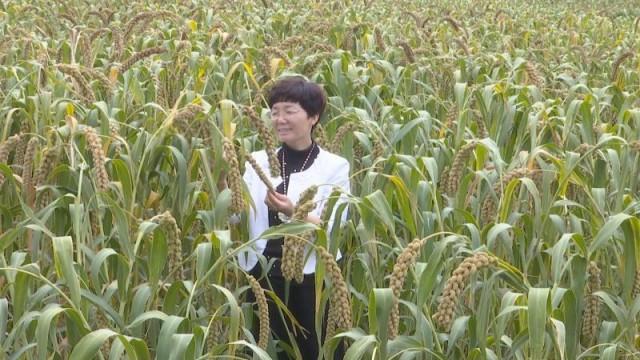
left=0, top=0, right=639, bottom=359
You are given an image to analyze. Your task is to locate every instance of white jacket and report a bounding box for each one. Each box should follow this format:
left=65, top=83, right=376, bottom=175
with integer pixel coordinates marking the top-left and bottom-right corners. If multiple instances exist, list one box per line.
left=238, top=146, right=350, bottom=274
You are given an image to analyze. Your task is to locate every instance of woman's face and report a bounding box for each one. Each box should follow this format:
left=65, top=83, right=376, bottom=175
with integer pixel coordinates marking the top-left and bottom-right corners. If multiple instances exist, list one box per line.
left=270, top=101, right=318, bottom=150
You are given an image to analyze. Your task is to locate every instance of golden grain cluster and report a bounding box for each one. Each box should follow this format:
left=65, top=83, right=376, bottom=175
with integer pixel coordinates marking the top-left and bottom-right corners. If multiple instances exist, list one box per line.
left=317, top=246, right=352, bottom=341
left=246, top=274, right=270, bottom=349
left=388, top=237, right=427, bottom=338
left=581, top=262, right=601, bottom=344
left=281, top=185, right=318, bottom=283
left=150, top=211, right=184, bottom=281
left=84, top=126, right=109, bottom=192
left=433, top=252, right=497, bottom=330
left=0, top=134, right=22, bottom=186
left=222, top=138, right=245, bottom=217
left=1, top=0, right=639, bottom=358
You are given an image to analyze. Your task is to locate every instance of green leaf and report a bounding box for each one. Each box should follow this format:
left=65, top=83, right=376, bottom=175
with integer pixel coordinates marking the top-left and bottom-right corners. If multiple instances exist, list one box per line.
left=258, top=221, right=318, bottom=239
left=52, top=236, right=81, bottom=306
left=168, top=334, right=194, bottom=360
left=549, top=318, right=566, bottom=360
left=371, top=288, right=393, bottom=358
left=37, top=305, right=67, bottom=360
left=126, top=310, right=169, bottom=330
left=156, top=316, right=186, bottom=360
left=589, top=213, right=631, bottom=254
left=601, top=344, right=618, bottom=360
left=69, top=329, right=117, bottom=360
left=363, top=190, right=395, bottom=233
left=487, top=223, right=512, bottom=250
left=528, top=288, right=549, bottom=359
left=344, top=334, right=377, bottom=360
left=0, top=298, right=7, bottom=345
left=229, top=340, right=272, bottom=359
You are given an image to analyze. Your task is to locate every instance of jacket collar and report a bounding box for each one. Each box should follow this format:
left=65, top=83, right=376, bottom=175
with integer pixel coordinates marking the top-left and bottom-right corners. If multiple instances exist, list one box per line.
left=266, top=145, right=328, bottom=185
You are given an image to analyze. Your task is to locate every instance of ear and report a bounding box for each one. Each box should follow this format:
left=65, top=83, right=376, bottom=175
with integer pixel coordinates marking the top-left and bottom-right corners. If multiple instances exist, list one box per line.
left=310, top=114, right=319, bottom=126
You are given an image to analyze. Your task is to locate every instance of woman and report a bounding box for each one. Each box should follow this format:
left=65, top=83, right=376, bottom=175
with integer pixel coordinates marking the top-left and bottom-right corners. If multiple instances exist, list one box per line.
left=240, top=76, right=350, bottom=359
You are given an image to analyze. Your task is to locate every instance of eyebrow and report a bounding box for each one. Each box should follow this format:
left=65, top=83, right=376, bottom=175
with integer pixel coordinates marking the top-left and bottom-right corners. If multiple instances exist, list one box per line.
left=272, top=104, right=300, bottom=110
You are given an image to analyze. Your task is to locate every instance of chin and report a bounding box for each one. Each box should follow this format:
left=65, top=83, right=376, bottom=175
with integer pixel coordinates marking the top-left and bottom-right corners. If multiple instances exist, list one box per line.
left=277, top=134, right=296, bottom=143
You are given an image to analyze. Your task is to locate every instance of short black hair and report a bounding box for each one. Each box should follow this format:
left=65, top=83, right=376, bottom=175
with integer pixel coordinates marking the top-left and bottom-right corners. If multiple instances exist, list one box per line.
left=267, top=76, right=327, bottom=119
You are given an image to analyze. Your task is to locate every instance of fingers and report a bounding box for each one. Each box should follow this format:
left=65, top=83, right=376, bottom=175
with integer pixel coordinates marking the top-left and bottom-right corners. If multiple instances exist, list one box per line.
left=264, top=191, right=281, bottom=210
left=264, top=191, right=293, bottom=216
left=264, top=191, right=276, bottom=209
left=271, top=192, right=290, bottom=201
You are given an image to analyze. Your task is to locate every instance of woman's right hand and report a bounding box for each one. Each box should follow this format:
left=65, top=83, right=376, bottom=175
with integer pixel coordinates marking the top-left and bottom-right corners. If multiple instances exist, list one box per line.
left=264, top=191, right=294, bottom=217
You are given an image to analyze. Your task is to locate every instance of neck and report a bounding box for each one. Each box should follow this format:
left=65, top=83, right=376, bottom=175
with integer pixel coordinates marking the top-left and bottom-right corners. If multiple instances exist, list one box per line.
left=285, top=137, right=313, bottom=151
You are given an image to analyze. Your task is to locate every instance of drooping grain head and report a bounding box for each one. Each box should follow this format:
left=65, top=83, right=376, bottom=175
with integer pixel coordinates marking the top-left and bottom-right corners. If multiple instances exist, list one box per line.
left=119, top=46, right=166, bottom=74
left=79, top=66, right=114, bottom=92
left=244, top=106, right=279, bottom=177
left=472, top=110, right=488, bottom=139
left=280, top=36, right=304, bottom=50
left=222, top=138, right=245, bottom=218
left=524, top=61, right=543, bottom=87
left=245, top=153, right=274, bottom=192
left=123, top=11, right=179, bottom=43
left=454, top=37, right=470, bottom=56
left=150, top=211, right=184, bottom=281
left=481, top=167, right=535, bottom=223
left=403, top=11, right=422, bottom=27
left=611, top=51, right=633, bottom=82
left=263, top=46, right=292, bottom=67
left=303, top=52, right=331, bottom=75
left=22, top=137, right=39, bottom=205
left=331, top=122, right=358, bottom=154
left=56, top=64, right=96, bottom=103
left=388, top=238, right=428, bottom=338
left=313, top=123, right=329, bottom=149
left=281, top=185, right=319, bottom=282
left=433, top=252, right=497, bottom=330
left=445, top=105, right=458, bottom=134
left=14, top=122, right=30, bottom=170
left=439, top=166, right=450, bottom=194
left=632, top=269, right=640, bottom=299
left=575, top=143, right=594, bottom=155
left=317, top=246, right=352, bottom=341
left=294, top=186, right=318, bottom=219
left=371, top=137, right=385, bottom=169
left=246, top=274, right=269, bottom=349
left=446, top=140, right=477, bottom=195
left=0, top=134, right=22, bottom=185
left=84, top=126, right=110, bottom=192
left=581, top=261, right=601, bottom=345
left=443, top=16, right=467, bottom=38
left=111, top=29, right=125, bottom=61
left=173, top=104, right=204, bottom=138
left=34, top=146, right=61, bottom=209
left=280, top=238, right=299, bottom=282
left=397, top=41, right=415, bottom=64
left=374, top=27, right=386, bottom=52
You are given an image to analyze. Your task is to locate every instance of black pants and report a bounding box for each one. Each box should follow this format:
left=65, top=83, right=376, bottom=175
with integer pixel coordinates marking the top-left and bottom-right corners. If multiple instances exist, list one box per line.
left=248, top=257, right=344, bottom=360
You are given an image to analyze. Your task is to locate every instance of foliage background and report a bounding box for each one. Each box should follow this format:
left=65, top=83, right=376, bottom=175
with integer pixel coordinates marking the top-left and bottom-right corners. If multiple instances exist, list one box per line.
left=0, top=0, right=639, bottom=358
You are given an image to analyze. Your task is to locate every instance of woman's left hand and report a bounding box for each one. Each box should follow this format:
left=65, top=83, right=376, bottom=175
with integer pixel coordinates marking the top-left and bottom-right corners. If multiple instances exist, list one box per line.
left=265, top=191, right=294, bottom=217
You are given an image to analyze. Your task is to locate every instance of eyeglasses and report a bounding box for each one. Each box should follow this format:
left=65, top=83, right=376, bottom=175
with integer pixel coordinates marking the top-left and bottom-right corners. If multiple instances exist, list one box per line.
left=269, top=106, right=303, bottom=118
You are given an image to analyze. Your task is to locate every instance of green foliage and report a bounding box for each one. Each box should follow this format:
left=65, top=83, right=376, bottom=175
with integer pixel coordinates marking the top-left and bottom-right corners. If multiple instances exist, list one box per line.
left=0, top=0, right=640, bottom=359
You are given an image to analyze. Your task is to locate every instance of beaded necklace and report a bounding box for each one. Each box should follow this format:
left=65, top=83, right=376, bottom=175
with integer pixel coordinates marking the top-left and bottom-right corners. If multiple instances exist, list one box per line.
left=281, top=142, right=316, bottom=195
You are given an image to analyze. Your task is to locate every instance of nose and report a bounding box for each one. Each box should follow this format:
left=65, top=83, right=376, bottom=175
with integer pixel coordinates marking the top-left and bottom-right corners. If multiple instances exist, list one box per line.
left=271, top=113, right=287, bottom=124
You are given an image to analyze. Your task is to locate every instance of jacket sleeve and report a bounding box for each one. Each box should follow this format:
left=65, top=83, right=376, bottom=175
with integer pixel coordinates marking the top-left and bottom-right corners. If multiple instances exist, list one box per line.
left=242, top=160, right=255, bottom=191
left=323, top=159, right=350, bottom=232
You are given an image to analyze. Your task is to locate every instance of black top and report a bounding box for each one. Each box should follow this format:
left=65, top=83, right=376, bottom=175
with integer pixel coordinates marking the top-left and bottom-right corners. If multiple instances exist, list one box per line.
left=263, top=142, right=320, bottom=258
